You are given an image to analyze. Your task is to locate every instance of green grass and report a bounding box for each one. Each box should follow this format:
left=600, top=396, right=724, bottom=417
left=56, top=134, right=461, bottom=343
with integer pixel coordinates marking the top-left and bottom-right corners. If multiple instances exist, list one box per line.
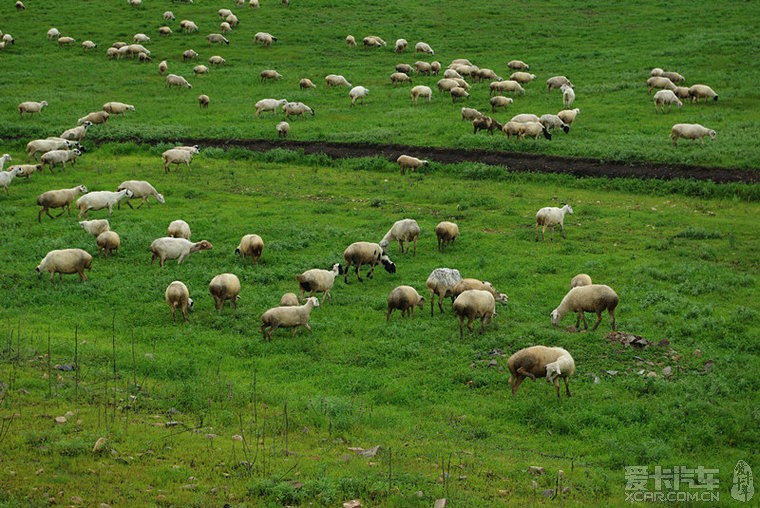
left=0, top=146, right=758, bottom=505
left=0, top=0, right=759, bottom=168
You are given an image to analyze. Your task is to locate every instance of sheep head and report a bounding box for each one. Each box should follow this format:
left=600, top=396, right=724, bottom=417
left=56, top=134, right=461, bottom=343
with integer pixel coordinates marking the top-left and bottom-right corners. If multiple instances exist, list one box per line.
left=546, top=362, right=561, bottom=383
left=381, top=255, right=396, bottom=274
left=550, top=309, right=561, bottom=326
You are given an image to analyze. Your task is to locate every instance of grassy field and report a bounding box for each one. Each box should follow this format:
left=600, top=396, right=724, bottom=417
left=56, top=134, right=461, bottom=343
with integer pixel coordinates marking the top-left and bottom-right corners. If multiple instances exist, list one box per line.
left=0, top=0, right=759, bottom=168
left=0, top=145, right=758, bottom=506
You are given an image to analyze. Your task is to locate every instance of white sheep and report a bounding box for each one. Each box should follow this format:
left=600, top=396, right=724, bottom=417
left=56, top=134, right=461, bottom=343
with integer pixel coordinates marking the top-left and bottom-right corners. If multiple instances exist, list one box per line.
left=570, top=274, right=593, bottom=289
left=415, top=41, right=434, bottom=54
left=36, top=249, right=93, bottom=283
left=209, top=55, right=226, bottom=65
left=435, top=221, right=459, bottom=251
left=182, top=49, right=198, bottom=61
left=260, top=69, right=283, bottom=82
left=0, top=167, right=23, bottom=193
left=688, top=84, right=718, bottom=103
left=0, top=153, right=12, bottom=172
left=162, top=147, right=198, bottom=172
left=451, top=278, right=509, bottom=305
left=79, top=219, right=110, bottom=236
left=60, top=121, right=92, bottom=142
left=180, top=20, right=199, bottom=33
left=349, top=86, right=369, bottom=106
left=47, top=28, right=60, bottom=40
left=379, top=219, right=420, bottom=255
left=653, top=90, right=683, bottom=113
left=159, top=60, right=168, bottom=74
left=390, top=72, right=413, bottom=85
left=489, top=80, right=525, bottom=96
left=226, top=13, right=239, bottom=26
left=96, top=231, right=120, bottom=258
left=165, top=281, right=193, bottom=323
left=78, top=111, right=110, bottom=125
left=102, top=102, right=135, bottom=115
left=410, top=85, right=432, bottom=105
left=255, top=98, right=288, bottom=116
left=395, top=39, right=408, bottom=52
left=452, top=289, right=496, bottom=338
left=57, top=36, right=75, bottom=46
left=386, top=285, right=425, bottom=321
left=219, top=22, right=232, bottom=33
left=276, top=121, right=290, bottom=138
left=539, top=114, right=570, bottom=133
left=510, top=71, right=536, bottom=84
left=659, top=70, right=685, bottom=83
left=430, top=61, right=441, bottom=74
left=535, top=204, right=573, bottom=241
left=218, top=8, right=233, bottom=19
left=546, top=76, right=573, bottom=91
left=158, top=26, right=173, bottom=36
left=299, top=78, right=317, bottom=89
left=235, top=234, right=264, bottom=264
left=489, top=96, right=513, bottom=112
left=646, top=76, right=676, bottom=94
left=261, top=297, right=320, bottom=340
left=150, top=238, right=213, bottom=267
left=561, top=83, right=575, bottom=108
left=133, top=33, right=150, bottom=44
left=507, top=346, right=573, bottom=399
left=18, top=101, right=48, bottom=117
left=673, top=86, right=691, bottom=100
left=36, top=185, right=87, bottom=221
left=194, top=65, right=209, bottom=75
left=279, top=293, right=299, bottom=306
left=209, top=273, right=241, bottom=313
left=282, top=102, right=314, bottom=119
left=250, top=0, right=260, bottom=7
left=40, top=149, right=81, bottom=172
left=396, top=63, right=414, bottom=75
left=450, top=87, right=469, bottom=102
left=167, top=74, right=192, bottom=89
left=670, top=123, right=716, bottom=146
left=27, top=138, right=77, bottom=160
left=510, top=113, right=541, bottom=123
left=346, top=35, right=356, bottom=47
left=507, top=59, right=529, bottom=70
left=6, top=163, right=42, bottom=179
left=362, top=35, right=386, bottom=47
left=81, top=40, right=97, bottom=51
left=551, top=284, right=619, bottom=331
left=443, top=68, right=462, bottom=80
left=325, top=74, right=352, bottom=88
left=116, top=180, right=165, bottom=209
left=415, top=61, right=432, bottom=75
left=167, top=219, right=191, bottom=239
left=426, top=268, right=462, bottom=316
left=396, top=154, right=429, bottom=174
left=254, top=32, right=277, bottom=46
left=343, top=241, right=396, bottom=283
left=557, top=108, right=580, bottom=125
left=198, top=94, right=210, bottom=108
left=461, top=107, right=484, bottom=120
left=76, top=189, right=133, bottom=218
left=476, top=68, right=502, bottom=82
left=163, top=11, right=176, bottom=20
left=296, top=263, right=342, bottom=303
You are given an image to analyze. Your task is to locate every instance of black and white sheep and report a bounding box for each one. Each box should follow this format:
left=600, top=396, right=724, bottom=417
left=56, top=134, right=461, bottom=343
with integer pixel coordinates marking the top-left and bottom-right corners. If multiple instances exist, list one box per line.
left=343, top=242, right=396, bottom=283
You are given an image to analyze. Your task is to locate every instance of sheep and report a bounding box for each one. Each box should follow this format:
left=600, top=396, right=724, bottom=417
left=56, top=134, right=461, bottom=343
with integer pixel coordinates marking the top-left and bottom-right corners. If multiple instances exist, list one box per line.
left=260, top=297, right=320, bottom=340
left=0, top=153, right=12, bottom=171
left=535, top=204, right=573, bottom=241
left=60, top=121, right=92, bottom=142
left=6, top=163, right=41, bottom=179
left=36, top=249, right=92, bottom=283
left=511, top=113, right=541, bottom=123
left=167, top=74, right=192, bottom=89
left=209, top=55, right=226, bottom=65
left=443, top=69, right=462, bottom=80
left=209, top=273, right=241, bottom=313
left=40, top=149, right=81, bottom=172
left=396, top=154, right=429, bottom=174
left=81, top=40, right=97, bottom=51
left=180, top=20, right=199, bottom=33
left=276, top=121, right=290, bottom=138
left=128, top=0, right=142, bottom=6
left=106, top=47, right=119, bottom=59
left=452, top=278, right=509, bottom=305
left=282, top=102, right=314, bottom=119
left=452, top=289, right=496, bottom=338
left=688, top=84, right=718, bottom=103
left=96, top=231, right=120, bottom=258
left=410, top=85, right=432, bottom=105
left=343, top=241, right=396, bottom=283
left=325, top=74, right=352, bottom=88
left=158, top=26, right=173, bottom=36
left=235, top=234, right=264, bottom=264
left=102, top=102, right=135, bottom=115
left=414, top=61, right=432, bottom=75
left=167, top=219, right=191, bottom=239
left=426, top=268, right=462, bottom=316
left=127, top=44, right=150, bottom=57
left=18, top=101, right=48, bottom=117
left=296, top=263, right=342, bottom=303
left=47, top=28, right=60, bottom=40
left=539, top=114, right=570, bottom=133
left=673, top=86, right=690, bottom=100
left=346, top=35, right=356, bottom=47
left=646, top=76, right=677, bottom=94
left=515, top=121, right=552, bottom=140
left=561, top=83, right=575, bottom=108
left=78, top=111, right=110, bottom=125
left=653, top=90, right=683, bottom=113
left=116, top=180, right=165, bottom=209
left=659, top=70, right=685, bottom=83
left=133, top=33, right=150, bottom=44
left=260, top=69, right=283, bottom=82
left=219, top=22, right=232, bottom=33
left=362, top=35, right=386, bottom=47
left=226, top=14, right=239, bottom=27
left=299, top=78, right=317, bottom=89
left=430, top=61, right=441, bottom=74
left=386, top=286, right=425, bottom=321
left=507, top=346, right=572, bottom=398
left=571, top=274, right=593, bottom=289
left=507, top=59, right=529, bottom=70
left=475, top=68, right=502, bottom=82
left=450, top=87, right=469, bottom=102
left=139, top=51, right=152, bottom=62
left=79, top=219, right=110, bottom=236
left=473, top=116, right=503, bottom=135
left=58, top=36, right=75, bottom=46
left=150, top=238, right=213, bottom=267
left=198, top=94, right=210, bottom=108
left=36, top=185, right=88, bottom=221
left=489, top=80, right=525, bottom=96
left=250, top=0, right=260, bottom=7
left=379, top=218, right=421, bottom=255
left=461, top=107, right=484, bottom=120
left=394, top=39, right=408, bottom=53
left=501, top=121, right=523, bottom=139
left=452, top=78, right=470, bottom=90
left=254, top=32, right=277, bottom=46
left=218, top=8, right=233, bottom=19
left=162, top=148, right=198, bottom=172
left=191, top=65, right=207, bottom=75
left=551, top=284, right=619, bottom=331
left=415, top=41, right=434, bottom=54
left=165, top=281, right=193, bottom=323
left=435, top=221, right=459, bottom=251
left=182, top=49, right=198, bottom=61
left=650, top=67, right=664, bottom=77
left=0, top=167, right=23, bottom=193
left=510, top=71, right=536, bottom=84
left=16, top=1, right=25, bottom=9
left=163, top=11, right=176, bottom=20
left=279, top=293, right=299, bottom=306
left=255, top=98, right=288, bottom=116
left=557, top=108, right=580, bottom=125
left=76, top=189, right=133, bottom=218
left=546, top=76, right=573, bottom=91
left=349, top=86, right=369, bottom=106
left=390, top=72, right=412, bottom=85
left=670, top=123, right=716, bottom=146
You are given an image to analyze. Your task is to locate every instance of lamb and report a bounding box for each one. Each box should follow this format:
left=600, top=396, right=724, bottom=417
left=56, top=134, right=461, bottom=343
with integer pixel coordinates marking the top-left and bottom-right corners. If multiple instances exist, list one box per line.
left=282, top=102, right=314, bottom=119
left=167, top=219, right=191, bottom=239
left=546, top=353, right=576, bottom=397
left=36, top=185, right=88, bottom=221
left=6, top=163, right=41, bottom=179
left=535, top=204, right=573, bottom=241
left=276, top=121, right=289, bottom=138
left=325, top=74, right=352, bottom=88
left=36, top=249, right=92, bottom=283
left=194, top=65, right=209, bottom=75
left=426, top=268, right=462, bottom=315
left=162, top=147, right=198, bottom=172
left=539, top=114, right=570, bottom=133
left=209, top=273, right=241, bottom=313
left=60, top=121, right=92, bottom=142
left=116, top=180, right=165, bottom=209
left=571, top=273, right=593, bottom=289
left=646, top=76, right=677, bottom=94
left=450, top=87, right=469, bottom=102
left=254, top=32, right=277, bottom=46
left=102, top=102, right=135, bottom=115
left=452, top=290, right=496, bottom=338
left=40, top=149, right=81, bottom=172
left=76, top=189, right=134, bottom=218
left=461, top=107, right=484, bottom=120
left=414, top=61, right=432, bottom=75
left=386, top=285, right=425, bottom=321
left=507, top=60, right=529, bottom=70
left=396, top=154, right=429, bottom=174
left=451, top=278, right=509, bottom=305
left=415, top=41, right=434, bottom=54
left=510, top=71, right=536, bottom=84
left=182, top=49, right=198, bottom=61
left=296, top=263, right=342, bottom=303
left=78, top=111, right=110, bottom=125
left=0, top=167, right=23, bottom=193
left=473, top=116, right=503, bottom=135
left=379, top=218, right=421, bottom=255
left=150, top=238, right=213, bottom=267
left=343, top=241, right=396, bottom=283
left=260, top=297, right=320, bottom=340
left=410, top=85, right=432, bottom=105
left=394, top=39, right=408, bottom=53
left=198, top=94, right=210, bottom=108
left=489, top=96, right=513, bottom=112
left=260, top=69, right=283, bottom=82
left=346, top=35, right=356, bottom=47
left=362, top=35, right=386, bottom=47
left=551, top=284, right=619, bottom=331
left=18, top=101, right=48, bottom=117
left=279, top=293, right=299, bottom=306
left=546, top=76, right=573, bottom=91
left=78, top=219, right=110, bottom=236
left=390, top=72, right=412, bottom=85
left=653, top=90, right=683, bottom=113
left=688, top=84, right=718, bottom=103
left=489, top=80, right=525, bottom=96
left=255, top=98, right=288, bottom=116
left=96, top=231, right=120, bottom=258
left=507, top=346, right=572, bottom=398
left=561, top=83, right=575, bottom=108
left=235, top=234, right=264, bottom=264
left=670, top=123, right=716, bottom=146
left=209, top=55, right=226, bottom=65
left=158, top=60, right=168, bottom=74
left=299, top=78, right=317, bottom=89
left=165, top=281, right=193, bottom=323
left=349, top=86, right=369, bottom=106
left=166, top=74, right=192, bottom=89
left=81, top=40, right=97, bottom=51
left=557, top=108, right=580, bottom=125
left=435, top=221, right=459, bottom=251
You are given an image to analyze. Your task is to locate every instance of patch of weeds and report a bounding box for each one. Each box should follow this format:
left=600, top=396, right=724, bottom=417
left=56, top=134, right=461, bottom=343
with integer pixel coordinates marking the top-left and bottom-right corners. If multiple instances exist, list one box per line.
left=673, top=227, right=722, bottom=240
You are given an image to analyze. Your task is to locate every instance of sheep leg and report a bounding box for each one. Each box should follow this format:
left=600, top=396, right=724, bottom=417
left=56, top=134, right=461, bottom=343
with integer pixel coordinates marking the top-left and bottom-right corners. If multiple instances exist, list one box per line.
left=591, top=312, right=603, bottom=331
left=466, top=316, right=475, bottom=333
left=579, top=312, right=589, bottom=331
left=560, top=223, right=566, bottom=239
left=554, top=379, right=561, bottom=400
left=366, top=263, right=374, bottom=279
left=170, top=307, right=177, bottom=323
left=516, top=367, right=536, bottom=381
left=459, top=316, right=465, bottom=339
left=412, top=238, right=417, bottom=256
left=609, top=309, right=616, bottom=331
left=564, top=377, right=571, bottom=397
left=510, top=375, right=525, bottom=396
left=386, top=307, right=393, bottom=321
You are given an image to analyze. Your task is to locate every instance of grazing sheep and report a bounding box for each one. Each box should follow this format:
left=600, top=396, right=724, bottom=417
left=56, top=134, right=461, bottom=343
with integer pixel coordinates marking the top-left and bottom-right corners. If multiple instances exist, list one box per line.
left=395, top=39, right=408, bottom=53
left=162, top=147, right=198, bottom=172
left=379, top=218, right=421, bottom=255
left=58, top=36, right=75, bottom=46
left=78, top=111, right=110, bottom=125
left=167, top=73, right=192, bottom=89
left=476, top=68, right=502, bottom=82
left=461, top=107, right=484, bottom=120
left=415, top=41, right=434, bottom=54
left=410, top=85, right=432, bottom=105
left=165, top=281, right=192, bottom=323
left=299, top=78, right=317, bottom=89
left=139, top=52, right=152, bottom=62
left=387, top=285, right=425, bottom=321
left=102, top=102, right=135, bottom=115
left=343, top=241, right=396, bottom=283
left=557, top=108, right=580, bottom=125
left=489, top=80, right=525, bottom=96
left=511, top=121, right=552, bottom=140
left=81, top=40, right=97, bottom=51
left=36, top=249, right=92, bottom=283
left=570, top=273, right=594, bottom=289
left=18, top=101, right=48, bottom=117
left=40, top=149, right=81, bottom=172
left=36, top=185, right=87, bottom=221
left=539, top=114, right=570, bottom=133
left=261, top=297, right=320, bottom=340
left=561, top=83, right=575, bottom=108
left=450, top=86, right=469, bottom=102
left=535, top=204, right=573, bottom=241
left=235, top=234, right=264, bottom=264
left=158, top=26, right=173, bottom=36
left=646, top=76, right=677, bottom=94
left=551, top=284, right=619, bottom=331
left=395, top=63, right=414, bottom=75
left=507, top=346, right=572, bottom=398
left=415, top=61, right=432, bottom=75
left=279, top=292, right=299, bottom=306
left=507, top=59, right=529, bottom=70
left=282, top=101, right=314, bottom=119
left=276, top=121, right=290, bottom=138
left=180, top=20, right=199, bottom=33
left=250, top=0, right=260, bottom=7
left=0, top=167, right=23, bottom=193
left=435, top=221, right=459, bottom=251
left=76, top=189, right=133, bottom=218
left=670, top=123, right=716, bottom=146
left=510, top=113, right=541, bottom=123
left=226, top=14, right=239, bottom=27
left=452, top=289, right=496, bottom=338
left=437, top=78, right=459, bottom=93
left=209, top=273, right=241, bottom=313
left=546, top=76, right=573, bottom=91
left=296, top=263, right=342, bottom=303
left=60, top=121, right=92, bottom=142
left=219, top=22, right=232, bottom=33
left=362, top=35, right=386, bottom=47
left=653, top=90, right=683, bottom=113
left=209, top=55, right=226, bottom=65
left=27, top=138, right=77, bottom=160
left=325, top=74, right=352, bottom=88
left=260, top=69, right=283, bottom=82
left=79, top=219, right=110, bottom=236
left=473, top=116, right=503, bottom=135
left=133, top=33, right=150, bottom=44
left=106, top=47, right=119, bottom=59
left=346, top=35, right=356, bottom=47
left=116, top=180, right=165, bottom=209
left=396, top=154, right=428, bottom=174
left=426, top=268, right=462, bottom=316
left=443, top=69, right=462, bottom=80
left=452, top=278, right=509, bottom=305
left=659, top=70, right=685, bottom=83
left=688, top=84, right=718, bottom=103
left=150, top=238, right=213, bottom=267
left=163, top=11, right=176, bottom=20
left=349, top=86, right=369, bottom=105
left=489, top=96, right=513, bottom=112
left=96, top=231, right=120, bottom=258
left=510, top=71, right=536, bottom=84
left=194, top=65, right=209, bottom=75
left=673, top=86, right=691, bottom=100
left=6, top=163, right=42, bottom=179
left=431, top=61, right=441, bottom=74
left=390, top=72, right=412, bottom=85
left=255, top=98, right=288, bottom=116
left=167, top=219, right=191, bottom=239
left=182, top=49, right=198, bottom=61
left=47, top=28, right=60, bottom=40
left=254, top=32, right=277, bottom=46
left=545, top=351, right=576, bottom=399
left=218, top=8, right=233, bottom=19
left=15, top=1, right=24, bottom=10
left=198, top=94, right=210, bottom=108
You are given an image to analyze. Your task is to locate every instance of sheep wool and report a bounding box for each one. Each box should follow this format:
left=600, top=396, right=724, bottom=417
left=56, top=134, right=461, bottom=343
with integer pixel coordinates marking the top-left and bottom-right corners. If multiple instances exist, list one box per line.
left=209, top=273, right=241, bottom=313
left=379, top=218, right=421, bottom=254
left=426, top=267, right=463, bottom=316
left=36, top=249, right=92, bottom=283
left=386, top=286, right=425, bottom=321
left=165, top=281, right=192, bottom=323
left=452, top=289, right=496, bottom=338
left=551, top=284, right=619, bottom=331
left=507, top=346, right=570, bottom=397
left=261, top=297, right=320, bottom=340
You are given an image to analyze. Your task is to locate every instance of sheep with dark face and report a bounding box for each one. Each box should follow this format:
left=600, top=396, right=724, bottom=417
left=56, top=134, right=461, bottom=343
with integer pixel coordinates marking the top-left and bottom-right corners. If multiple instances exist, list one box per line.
left=473, top=116, right=503, bottom=135
left=343, top=242, right=396, bottom=283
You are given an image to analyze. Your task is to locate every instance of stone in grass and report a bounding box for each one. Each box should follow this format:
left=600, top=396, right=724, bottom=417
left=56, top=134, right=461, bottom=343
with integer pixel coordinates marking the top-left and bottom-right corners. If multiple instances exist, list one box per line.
left=662, top=366, right=673, bottom=378
left=434, top=499, right=448, bottom=508
left=55, top=416, right=67, bottom=424
left=343, top=500, right=362, bottom=508
left=528, top=466, right=545, bottom=475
